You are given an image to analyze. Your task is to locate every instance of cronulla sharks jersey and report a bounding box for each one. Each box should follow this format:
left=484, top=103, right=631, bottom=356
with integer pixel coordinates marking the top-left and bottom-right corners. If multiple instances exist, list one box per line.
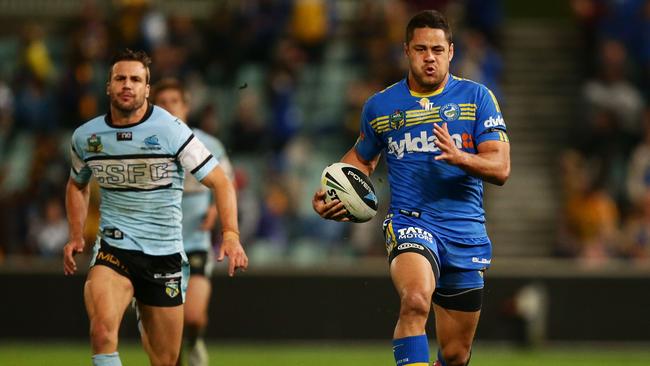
left=69, top=105, right=219, bottom=255
left=355, top=75, right=508, bottom=239
left=181, top=128, right=231, bottom=252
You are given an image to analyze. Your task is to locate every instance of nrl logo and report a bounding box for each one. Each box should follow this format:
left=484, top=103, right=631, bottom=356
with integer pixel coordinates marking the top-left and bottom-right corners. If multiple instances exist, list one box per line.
left=86, top=134, right=103, bottom=152
left=388, top=110, right=405, bottom=130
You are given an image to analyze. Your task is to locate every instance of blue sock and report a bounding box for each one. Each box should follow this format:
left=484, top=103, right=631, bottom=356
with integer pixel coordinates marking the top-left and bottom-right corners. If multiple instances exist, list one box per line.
left=392, top=334, right=430, bottom=365
left=92, top=352, right=122, bottom=366
left=437, top=349, right=447, bottom=366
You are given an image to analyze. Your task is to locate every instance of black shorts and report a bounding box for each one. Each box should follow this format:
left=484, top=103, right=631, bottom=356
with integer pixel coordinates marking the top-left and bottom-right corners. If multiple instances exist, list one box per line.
left=186, top=250, right=213, bottom=277
left=91, top=240, right=187, bottom=307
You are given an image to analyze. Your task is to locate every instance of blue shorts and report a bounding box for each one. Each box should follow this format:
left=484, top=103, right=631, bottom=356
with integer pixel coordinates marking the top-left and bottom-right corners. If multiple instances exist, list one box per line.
left=382, top=213, right=492, bottom=289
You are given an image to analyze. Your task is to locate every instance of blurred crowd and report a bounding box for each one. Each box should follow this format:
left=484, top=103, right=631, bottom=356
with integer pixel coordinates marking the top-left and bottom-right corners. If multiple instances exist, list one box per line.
left=558, top=0, right=650, bottom=264
left=0, top=0, right=504, bottom=264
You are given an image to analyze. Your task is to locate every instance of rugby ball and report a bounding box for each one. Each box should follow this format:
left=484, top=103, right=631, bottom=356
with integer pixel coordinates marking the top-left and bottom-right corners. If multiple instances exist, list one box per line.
left=320, top=162, right=378, bottom=223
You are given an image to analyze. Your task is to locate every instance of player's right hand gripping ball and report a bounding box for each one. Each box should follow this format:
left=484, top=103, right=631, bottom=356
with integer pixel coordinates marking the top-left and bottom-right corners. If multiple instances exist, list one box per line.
left=320, top=162, right=378, bottom=222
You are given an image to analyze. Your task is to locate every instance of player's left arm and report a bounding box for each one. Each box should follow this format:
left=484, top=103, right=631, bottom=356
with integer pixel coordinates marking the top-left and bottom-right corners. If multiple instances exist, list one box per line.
left=433, top=122, right=510, bottom=185
left=200, top=166, right=248, bottom=276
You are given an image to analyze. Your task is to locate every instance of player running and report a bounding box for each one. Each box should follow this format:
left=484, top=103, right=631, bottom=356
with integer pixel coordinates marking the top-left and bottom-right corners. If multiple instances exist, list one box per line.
left=313, top=10, right=510, bottom=366
left=63, top=49, right=248, bottom=366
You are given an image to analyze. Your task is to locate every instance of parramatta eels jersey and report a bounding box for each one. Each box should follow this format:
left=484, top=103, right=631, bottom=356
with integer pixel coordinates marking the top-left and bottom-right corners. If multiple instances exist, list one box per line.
left=69, top=105, right=219, bottom=255
left=181, top=128, right=232, bottom=252
left=355, top=75, right=508, bottom=240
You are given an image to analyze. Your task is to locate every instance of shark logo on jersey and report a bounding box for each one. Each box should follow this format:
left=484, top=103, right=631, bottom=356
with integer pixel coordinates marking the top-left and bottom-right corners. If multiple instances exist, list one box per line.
left=387, top=131, right=462, bottom=159
left=86, top=134, right=103, bottom=152
left=142, top=135, right=162, bottom=150
left=439, top=103, right=460, bottom=122
left=419, top=97, right=434, bottom=111
left=388, top=110, right=405, bottom=130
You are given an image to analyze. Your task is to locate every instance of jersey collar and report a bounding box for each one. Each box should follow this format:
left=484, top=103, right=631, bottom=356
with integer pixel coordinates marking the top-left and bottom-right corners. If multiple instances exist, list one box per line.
left=406, top=73, right=452, bottom=98
left=105, top=103, right=154, bottom=129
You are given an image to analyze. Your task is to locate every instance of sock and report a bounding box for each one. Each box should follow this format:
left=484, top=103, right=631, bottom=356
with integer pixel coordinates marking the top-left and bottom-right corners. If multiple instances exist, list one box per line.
left=92, top=352, right=122, bottom=366
left=392, top=334, right=430, bottom=366
left=436, top=349, right=447, bottom=366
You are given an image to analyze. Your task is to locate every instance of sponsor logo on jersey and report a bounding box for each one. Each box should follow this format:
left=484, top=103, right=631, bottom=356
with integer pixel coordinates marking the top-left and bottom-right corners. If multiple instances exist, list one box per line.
left=388, top=110, right=405, bottom=130
left=165, top=279, right=180, bottom=298
left=86, top=134, right=103, bottom=152
left=142, top=135, right=162, bottom=150
left=439, top=103, right=460, bottom=122
left=397, top=242, right=425, bottom=251
left=116, top=132, right=132, bottom=141
left=397, top=227, right=433, bottom=243
left=387, top=131, right=462, bottom=159
left=483, top=115, right=505, bottom=128
left=419, top=97, right=434, bottom=111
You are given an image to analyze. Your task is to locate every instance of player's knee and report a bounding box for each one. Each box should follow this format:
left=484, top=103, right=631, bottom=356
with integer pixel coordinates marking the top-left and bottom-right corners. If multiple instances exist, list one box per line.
left=184, top=311, right=207, bottom=329
left=151, top=350, right=180, bottom=366
left=399, top=290, right=431, bottom=319
left=89, top=322, right=117, bottom=351
left=441, top=344, right=471, bottom=366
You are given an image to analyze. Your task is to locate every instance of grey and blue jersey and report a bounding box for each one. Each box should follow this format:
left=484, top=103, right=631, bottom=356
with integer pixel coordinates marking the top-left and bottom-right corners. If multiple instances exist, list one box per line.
left=69, top=105, right=219, bottom=256
left=181, top=128, right=232, bottom=253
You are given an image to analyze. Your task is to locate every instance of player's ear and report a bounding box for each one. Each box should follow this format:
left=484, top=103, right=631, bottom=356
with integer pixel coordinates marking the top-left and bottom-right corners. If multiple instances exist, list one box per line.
left=145, top=84, right=150, bottom=99
left=449, top=42, right=454, bottom=62
left=403, top=42, right=409, bottom=57
left=106, top=82, right=110, bottom=95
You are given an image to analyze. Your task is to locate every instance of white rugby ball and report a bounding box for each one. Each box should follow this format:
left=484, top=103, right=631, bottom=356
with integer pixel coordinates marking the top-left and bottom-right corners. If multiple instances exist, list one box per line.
left=321, top=162, right=378, bottom=223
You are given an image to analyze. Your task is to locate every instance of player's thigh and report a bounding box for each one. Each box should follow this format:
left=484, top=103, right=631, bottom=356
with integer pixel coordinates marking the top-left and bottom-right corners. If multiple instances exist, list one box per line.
left=390, top=252, right=436, bottom=300
left=84, top=265, right=134, bottom=326
left=139, top=303, right=184, bottom=357
left=432, top=303, right=480, bottom=350
left=184, top=275, right=211, bottom=324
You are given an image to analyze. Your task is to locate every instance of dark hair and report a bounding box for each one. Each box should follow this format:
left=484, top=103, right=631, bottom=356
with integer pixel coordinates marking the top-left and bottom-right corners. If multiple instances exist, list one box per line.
left=108, top=48, right=152, bottom=83
left=151, top=78, right=189, bottom=103
left=405, top=10, right=452, bottom=44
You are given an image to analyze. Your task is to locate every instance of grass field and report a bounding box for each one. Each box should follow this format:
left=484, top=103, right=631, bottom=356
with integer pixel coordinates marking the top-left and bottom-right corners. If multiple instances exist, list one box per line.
left=2, top=342, right=650, bottom=365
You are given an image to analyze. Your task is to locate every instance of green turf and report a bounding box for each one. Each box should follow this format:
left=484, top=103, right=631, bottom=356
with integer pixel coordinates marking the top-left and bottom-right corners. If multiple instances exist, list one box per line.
left=1, top=342, right=650, bottom=365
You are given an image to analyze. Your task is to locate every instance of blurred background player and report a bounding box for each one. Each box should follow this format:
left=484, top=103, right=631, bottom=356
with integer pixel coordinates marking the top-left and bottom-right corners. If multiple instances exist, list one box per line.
left=151, top=78, right=234, bottom=366
left=63, top=49, right=248, bottom=366
left=313, top=10, right=510, bottom=366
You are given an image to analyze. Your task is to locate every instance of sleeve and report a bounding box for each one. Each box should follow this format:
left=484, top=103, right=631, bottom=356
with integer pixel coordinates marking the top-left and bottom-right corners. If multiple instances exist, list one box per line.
left=173, top=123, right=219, bottom=181
left=354, top=100, right=385, bottom=161
left=473, top=86, right=509, bottom=145
left=69, top=133, right=92, bottom=184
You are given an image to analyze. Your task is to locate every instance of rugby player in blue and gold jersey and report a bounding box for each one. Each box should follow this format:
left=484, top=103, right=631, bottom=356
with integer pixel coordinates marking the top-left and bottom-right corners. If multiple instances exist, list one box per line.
left=63, top=49, right=248, bottom=366
left=313, top=10, right=510, bottom=366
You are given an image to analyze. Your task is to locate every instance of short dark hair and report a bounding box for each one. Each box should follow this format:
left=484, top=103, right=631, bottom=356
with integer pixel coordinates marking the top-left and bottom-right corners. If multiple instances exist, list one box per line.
left=405, top=10, right=452, bottom=45
left=151, top=78, right=189, bottom=104
left=108, top=48, right=152, bottom=83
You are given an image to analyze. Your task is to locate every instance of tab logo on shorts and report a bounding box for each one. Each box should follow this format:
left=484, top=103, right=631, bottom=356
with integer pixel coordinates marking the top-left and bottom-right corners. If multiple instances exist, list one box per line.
left=397, top=227, right=433, bottom=243
left=472, top=257, right=491, bottom=264
left=165, top=279, right=180, bottom=298
left=397, top=243, right=425, bottom=251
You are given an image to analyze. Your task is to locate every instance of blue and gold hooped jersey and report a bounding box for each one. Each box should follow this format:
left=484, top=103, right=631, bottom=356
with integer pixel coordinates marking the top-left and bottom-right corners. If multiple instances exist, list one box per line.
left=69, top=105, right=219, bottom=255
left=355, top=75, right=508, bottom=239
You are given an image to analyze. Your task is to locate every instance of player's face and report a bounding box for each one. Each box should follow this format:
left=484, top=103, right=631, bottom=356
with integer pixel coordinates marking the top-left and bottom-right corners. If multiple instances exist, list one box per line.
left=405, top=27, right=453, bottom=92
left=154, top=89, right=189, bottom=122
left=107, top=61, right=150, bottom=114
